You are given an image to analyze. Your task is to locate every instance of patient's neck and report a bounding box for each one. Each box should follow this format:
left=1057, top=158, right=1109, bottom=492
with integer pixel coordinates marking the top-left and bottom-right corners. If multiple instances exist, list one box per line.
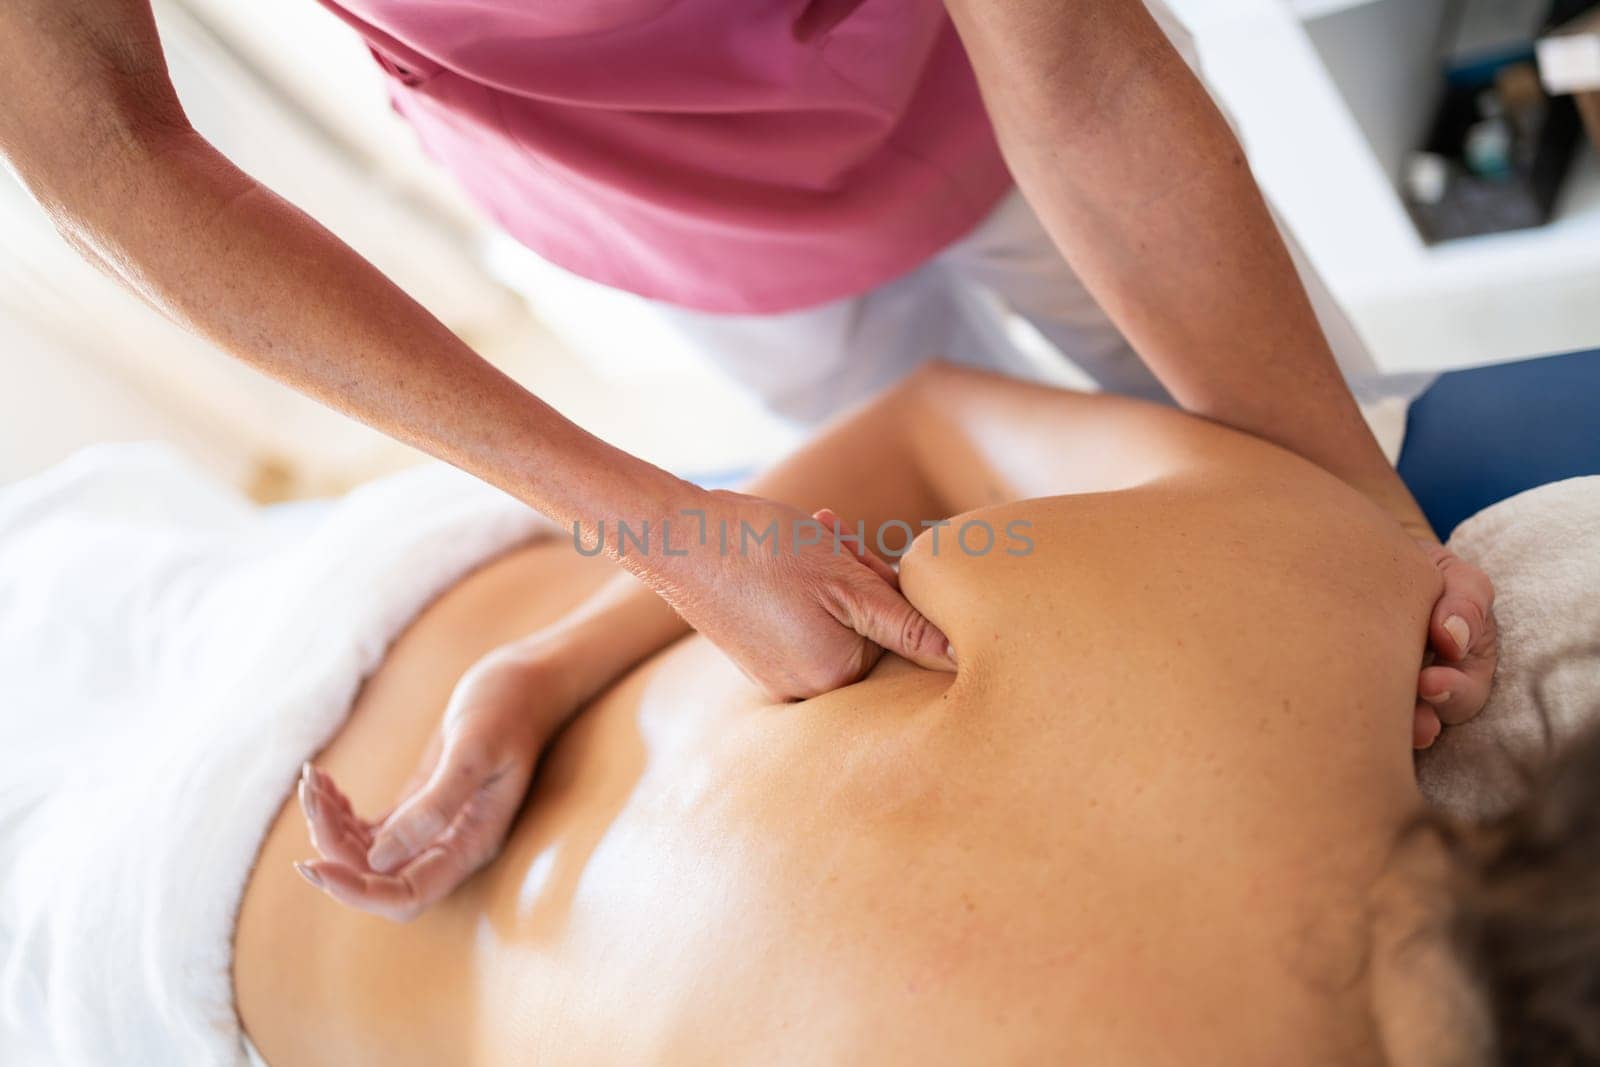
left=1365, top=827, right=1490, bottom=1067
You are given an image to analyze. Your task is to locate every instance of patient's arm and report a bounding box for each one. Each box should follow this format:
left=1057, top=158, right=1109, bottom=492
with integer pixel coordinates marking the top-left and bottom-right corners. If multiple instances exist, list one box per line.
left=748, top=361, right=1196, bottom=535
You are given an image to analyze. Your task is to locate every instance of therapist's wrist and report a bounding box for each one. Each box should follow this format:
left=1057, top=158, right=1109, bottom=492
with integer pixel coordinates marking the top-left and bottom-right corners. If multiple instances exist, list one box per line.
left=572, top=469, right=711, bottom=564
left=1250, top=424, right=1437, bottom=545
left=528, top=422, right=701, bottom=551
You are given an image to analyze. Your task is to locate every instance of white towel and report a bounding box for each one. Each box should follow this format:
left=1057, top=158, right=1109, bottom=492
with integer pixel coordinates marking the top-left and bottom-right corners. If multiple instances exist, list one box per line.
left=0, top=445, right=548, bottom=1066
left=1418, top=476, right=1600, bottom=820
left=3, top=444, right=1581, bottom=1063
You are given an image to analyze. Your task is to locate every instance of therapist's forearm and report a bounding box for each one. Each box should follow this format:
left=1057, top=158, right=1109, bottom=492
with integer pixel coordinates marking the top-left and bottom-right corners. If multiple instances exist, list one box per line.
left=948, top=0, right=1432, bottom=537
left=28, top=122, right=684, bottom=534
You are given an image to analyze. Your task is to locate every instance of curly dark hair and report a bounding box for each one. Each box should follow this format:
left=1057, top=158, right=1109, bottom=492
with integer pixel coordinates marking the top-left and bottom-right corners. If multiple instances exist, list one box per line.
left=1442, top=708, right=1600, bottom=1064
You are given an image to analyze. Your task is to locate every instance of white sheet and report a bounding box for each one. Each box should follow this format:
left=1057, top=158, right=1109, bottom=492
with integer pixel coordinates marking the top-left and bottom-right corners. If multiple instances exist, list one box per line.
left=0, top=445, right=548, bottom=1066
left=2, top=440, right=1576, bottom=1064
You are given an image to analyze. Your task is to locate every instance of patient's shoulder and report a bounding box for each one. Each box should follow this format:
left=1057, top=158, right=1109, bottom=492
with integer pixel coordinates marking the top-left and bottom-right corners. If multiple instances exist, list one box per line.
left=899, top=469, right=1440, bottom=684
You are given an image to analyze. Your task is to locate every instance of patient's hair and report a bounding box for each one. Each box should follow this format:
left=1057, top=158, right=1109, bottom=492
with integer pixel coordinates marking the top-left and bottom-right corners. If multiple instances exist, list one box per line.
left=1441, top=716, right=1600, bottom=1064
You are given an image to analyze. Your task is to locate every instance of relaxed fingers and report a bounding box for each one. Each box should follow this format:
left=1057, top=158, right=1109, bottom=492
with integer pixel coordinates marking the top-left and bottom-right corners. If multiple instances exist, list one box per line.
left=302, top=765, right=382, bottom=851
left=294, top=859, right=426, bottom=923
left=303, top=766, right=377, bottom=845
left=366, top=746, right=492, bottom=873
left=298, top=843, right=472, bottom=923
left=302, top=779, right=374, bottom=869
left=305, top=770, right=367, bottom=833
left=306, top=765, right=359, bottom=821
left=390, top=845, right=477, bottom=915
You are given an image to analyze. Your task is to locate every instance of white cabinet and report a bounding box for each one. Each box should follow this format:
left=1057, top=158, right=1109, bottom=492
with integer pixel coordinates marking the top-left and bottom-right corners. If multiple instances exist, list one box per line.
left=1166, top=0, right=1600, bottom=372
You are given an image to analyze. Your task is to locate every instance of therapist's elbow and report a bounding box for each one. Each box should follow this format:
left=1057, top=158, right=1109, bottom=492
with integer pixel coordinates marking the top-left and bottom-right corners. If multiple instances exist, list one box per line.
left=0, top=62, right=191, bottom=221
left=15, top=103, right=193, bottom=215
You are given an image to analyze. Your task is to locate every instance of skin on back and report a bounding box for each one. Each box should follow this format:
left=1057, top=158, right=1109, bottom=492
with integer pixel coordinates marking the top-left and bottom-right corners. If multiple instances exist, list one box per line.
left=234, top=379, right=1441, bottom=1065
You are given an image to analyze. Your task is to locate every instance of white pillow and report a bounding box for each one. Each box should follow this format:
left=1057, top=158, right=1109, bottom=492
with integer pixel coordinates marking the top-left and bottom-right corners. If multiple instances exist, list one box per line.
left=1417, top=476, right=1600, bottom=820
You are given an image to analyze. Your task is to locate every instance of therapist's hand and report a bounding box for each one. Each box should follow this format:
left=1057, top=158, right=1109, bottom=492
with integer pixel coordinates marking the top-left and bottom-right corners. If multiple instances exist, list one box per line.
left=637, top=490, right=957, bottom=700
left=1412, top=542, right=1497, bottom=750
left=294, top=646, right=570, bottom=922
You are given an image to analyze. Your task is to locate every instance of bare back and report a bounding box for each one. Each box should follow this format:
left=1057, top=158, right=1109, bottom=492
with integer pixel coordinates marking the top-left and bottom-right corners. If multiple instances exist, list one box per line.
left=235, top=410, right=1439, bottom=1065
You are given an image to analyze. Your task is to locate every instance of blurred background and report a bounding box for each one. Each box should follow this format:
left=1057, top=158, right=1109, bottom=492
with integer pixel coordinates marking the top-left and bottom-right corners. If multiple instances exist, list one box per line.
left=0, top=0, right=798, bottom=500
left=2, top=0, right=1597, bottom=501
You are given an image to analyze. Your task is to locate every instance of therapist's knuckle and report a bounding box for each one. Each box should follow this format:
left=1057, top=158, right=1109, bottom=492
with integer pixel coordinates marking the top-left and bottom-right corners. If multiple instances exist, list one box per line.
left=798, top=665, right=843, bottom=698
left=1470, top=567, right=1497, bottom=607
left=803, top=566, right=851, bottom=626
left=897, top=608, right=933, bottom=658
left=1440, top=553, right=1494, bottom=602
left=802, top=651, right=860, bottom=697
left=1447, top=598, right=1488, bottom=635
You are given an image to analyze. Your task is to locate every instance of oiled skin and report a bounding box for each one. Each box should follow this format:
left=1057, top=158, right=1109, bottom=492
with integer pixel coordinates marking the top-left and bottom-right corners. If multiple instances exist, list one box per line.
left=235, top=395, right=1440, bottom=1065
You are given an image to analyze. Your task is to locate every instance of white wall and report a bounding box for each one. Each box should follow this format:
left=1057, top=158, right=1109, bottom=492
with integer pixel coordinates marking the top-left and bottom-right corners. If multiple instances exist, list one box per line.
left=0, top=317, right=252, bottom=488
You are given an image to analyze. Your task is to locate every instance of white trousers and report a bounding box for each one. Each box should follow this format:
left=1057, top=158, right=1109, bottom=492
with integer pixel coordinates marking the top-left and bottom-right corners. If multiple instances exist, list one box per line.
left=636, top=187, right=1173, bottom=424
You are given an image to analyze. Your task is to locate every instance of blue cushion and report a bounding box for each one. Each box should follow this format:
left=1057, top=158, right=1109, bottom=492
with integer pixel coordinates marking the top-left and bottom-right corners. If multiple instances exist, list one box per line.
left=1398, top=348, right=1600, bottom=539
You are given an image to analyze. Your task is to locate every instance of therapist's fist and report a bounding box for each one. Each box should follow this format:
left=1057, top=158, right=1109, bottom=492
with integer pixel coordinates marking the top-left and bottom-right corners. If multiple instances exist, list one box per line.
left=1412, top=542, right=1497, bottom=750
left=641, top=490, right=956, bottom=700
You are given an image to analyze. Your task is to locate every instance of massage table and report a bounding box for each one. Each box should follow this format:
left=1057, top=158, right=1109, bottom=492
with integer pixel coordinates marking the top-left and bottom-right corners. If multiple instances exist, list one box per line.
left=1399, top=347, right=1600, bottom=539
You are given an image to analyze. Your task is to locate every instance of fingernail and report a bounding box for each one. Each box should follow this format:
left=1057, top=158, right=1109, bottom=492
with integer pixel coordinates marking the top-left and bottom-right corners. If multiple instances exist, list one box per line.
left=1444, top=615, right=1470, bottom=658
left=298, top=778, right=319, bottom=821
left=369, top=838, right=405, bottom=873
left=1423, top=690, right=1453, bottom=706
left=294, top=862, right=324, bottom=890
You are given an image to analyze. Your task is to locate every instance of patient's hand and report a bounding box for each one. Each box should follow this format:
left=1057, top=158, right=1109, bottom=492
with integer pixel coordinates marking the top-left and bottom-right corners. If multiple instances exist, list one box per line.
left=1412, top=542, right=1497, bottom=750
left=294, top=646, right=569, bottom=921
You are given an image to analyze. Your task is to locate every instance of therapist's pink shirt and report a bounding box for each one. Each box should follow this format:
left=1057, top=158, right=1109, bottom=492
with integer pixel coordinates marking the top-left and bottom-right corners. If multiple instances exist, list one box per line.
left=316, top=0, right=1013, bottom=313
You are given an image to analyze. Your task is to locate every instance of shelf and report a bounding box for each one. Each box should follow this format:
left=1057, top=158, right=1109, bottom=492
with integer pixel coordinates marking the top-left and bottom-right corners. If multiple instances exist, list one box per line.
left=1425, top=148, right=1600, bottom=271
left=1185, top=0, right=1600, bottom=374
left=1343, top=148, right=1600, bottom=372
